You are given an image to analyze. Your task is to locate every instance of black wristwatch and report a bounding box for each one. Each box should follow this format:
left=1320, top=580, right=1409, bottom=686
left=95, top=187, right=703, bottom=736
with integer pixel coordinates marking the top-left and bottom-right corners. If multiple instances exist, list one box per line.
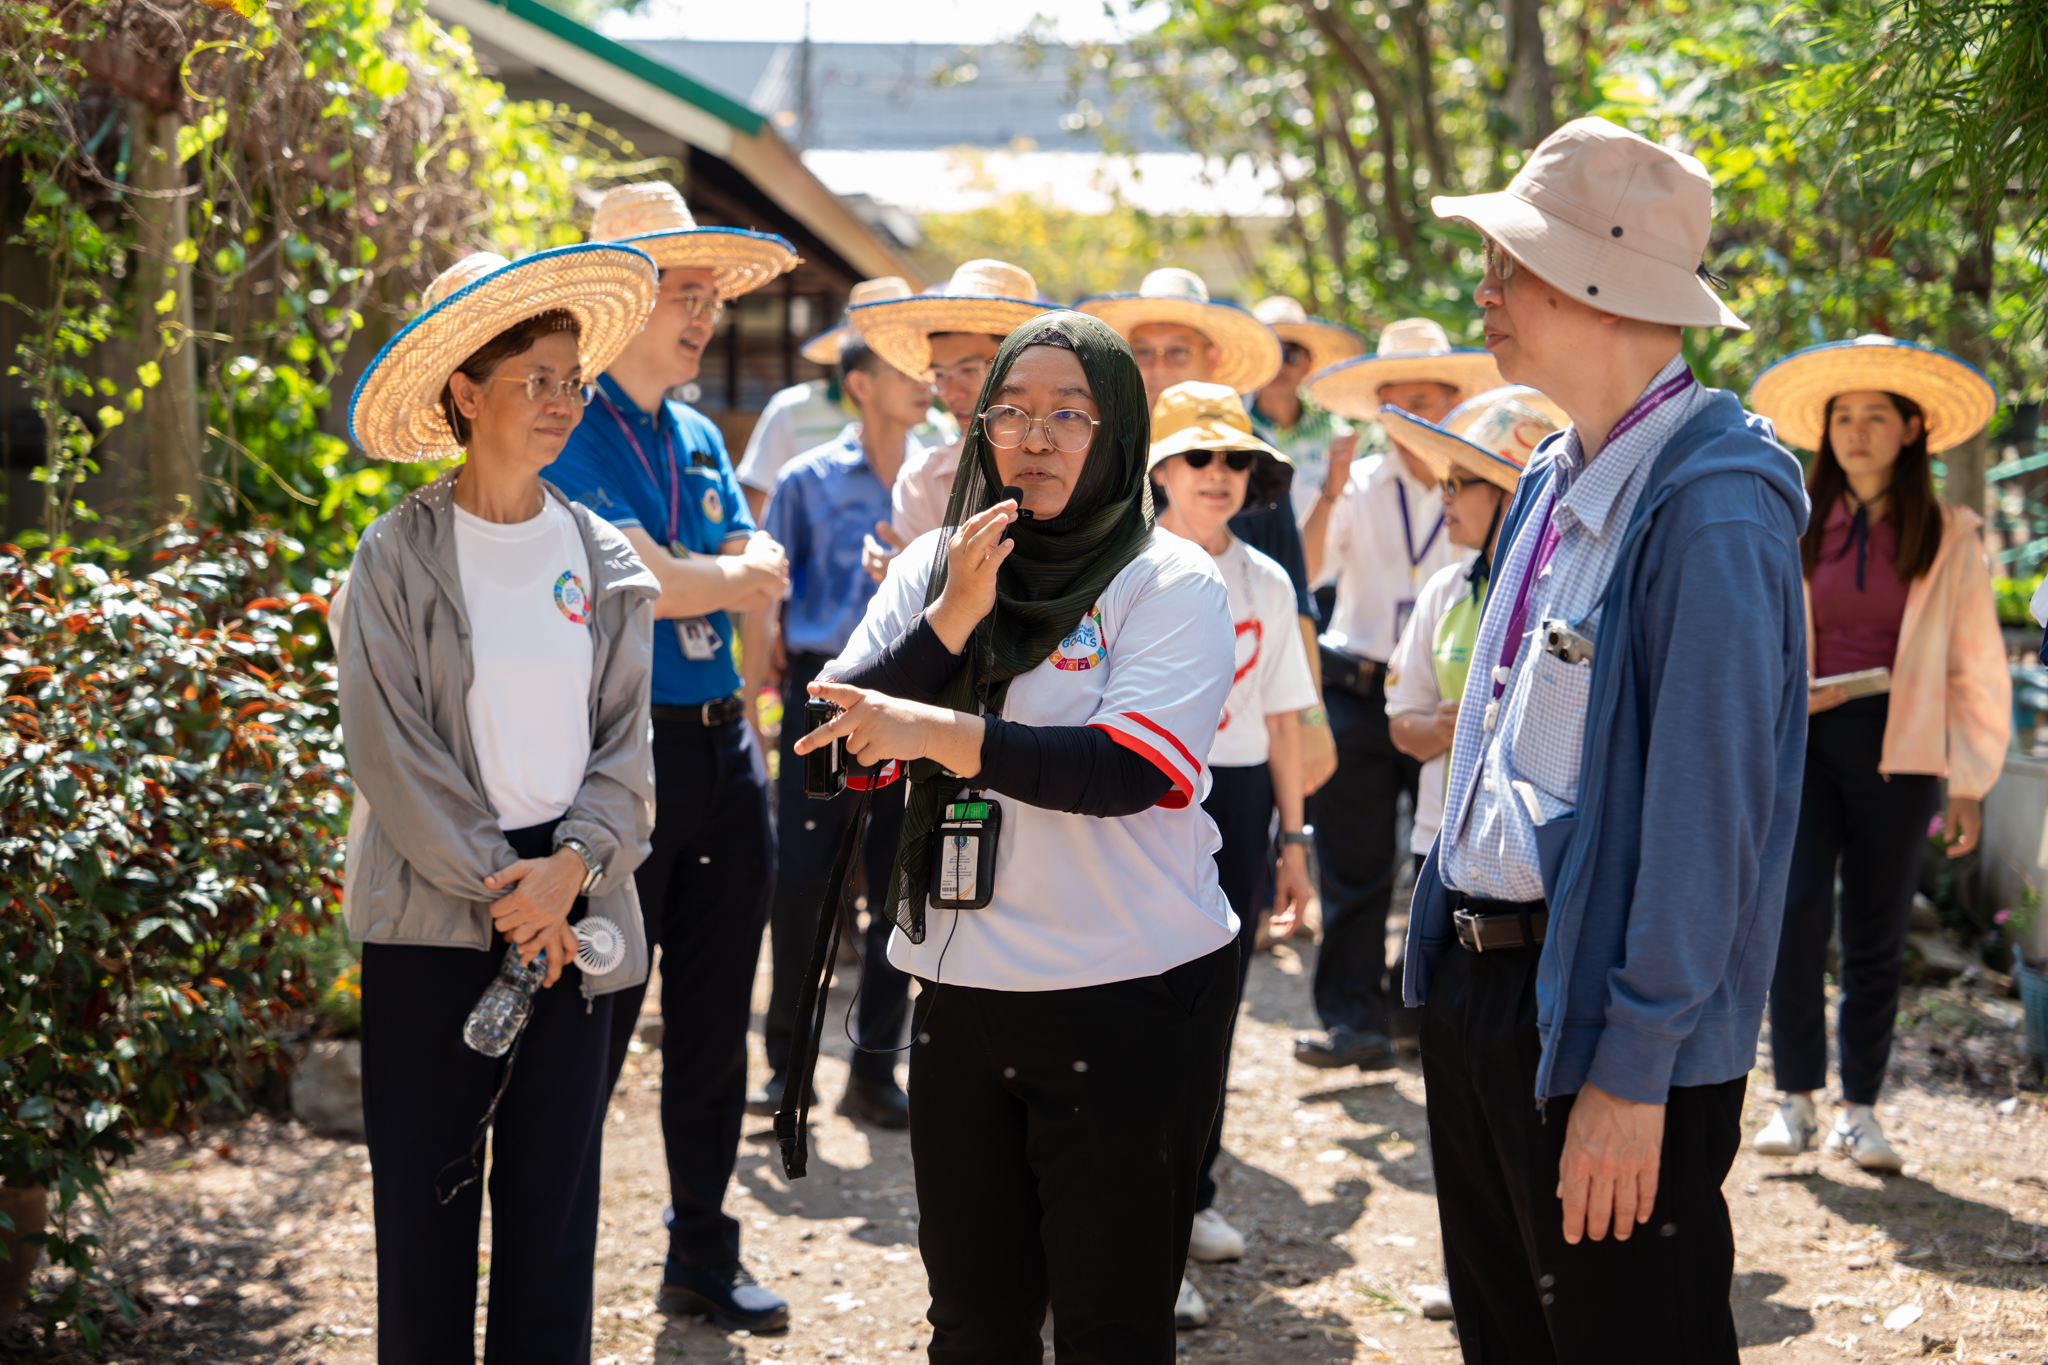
left=555, top=836, right=604, bottom=894
left=1279, top=826, right=1314, bottom=850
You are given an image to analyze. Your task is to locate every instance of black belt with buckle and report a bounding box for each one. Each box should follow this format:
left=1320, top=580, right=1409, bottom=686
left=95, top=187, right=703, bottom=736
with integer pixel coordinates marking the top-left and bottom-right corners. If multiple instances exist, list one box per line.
left=1453, top=896, right=1549, bottom=952
left=652, top=694, right=746, bottom=727
left=1319, top=643, right=1384, bottom=698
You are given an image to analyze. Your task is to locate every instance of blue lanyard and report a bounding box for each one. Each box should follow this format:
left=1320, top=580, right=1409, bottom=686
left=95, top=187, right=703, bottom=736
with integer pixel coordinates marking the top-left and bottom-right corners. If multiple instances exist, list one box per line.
left=1395, top=480, right=1444, bottom=570
left=594, top=387, right=682, bottom=547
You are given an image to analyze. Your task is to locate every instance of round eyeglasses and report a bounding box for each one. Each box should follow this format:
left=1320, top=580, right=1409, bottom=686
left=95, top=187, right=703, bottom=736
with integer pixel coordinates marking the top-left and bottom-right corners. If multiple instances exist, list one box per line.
left=927, top=357, right=992, bottom=390
left=1182, top=449, right=1256, bottom=473
left=496, top=374, right=589, bottom=405
left=1439, top=472, right=1472, bottom=499
left=981, top=405, right=1100, bottom=453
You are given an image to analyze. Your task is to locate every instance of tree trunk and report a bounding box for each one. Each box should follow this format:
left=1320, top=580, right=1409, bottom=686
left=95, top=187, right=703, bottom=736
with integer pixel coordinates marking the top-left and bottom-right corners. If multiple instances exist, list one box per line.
left=128, top=100, right=202, bottom=524
left=1502, top=0, right=1558, bottom=147
left=1944, top=203, right=1997, bottom=518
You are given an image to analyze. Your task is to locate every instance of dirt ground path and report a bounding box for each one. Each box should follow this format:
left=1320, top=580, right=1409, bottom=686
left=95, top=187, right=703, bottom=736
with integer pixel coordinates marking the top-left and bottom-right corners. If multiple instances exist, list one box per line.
left=46, top=927, right=2048, bottom=1364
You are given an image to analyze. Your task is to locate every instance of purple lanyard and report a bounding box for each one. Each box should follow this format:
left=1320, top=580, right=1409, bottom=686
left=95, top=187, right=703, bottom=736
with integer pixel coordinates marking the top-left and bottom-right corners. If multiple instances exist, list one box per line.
left=1395, top=480, right=1444, bottom=569
left=594, top=387, right=681, bottom=546
left=1488, top=368, right=1695, bottom=699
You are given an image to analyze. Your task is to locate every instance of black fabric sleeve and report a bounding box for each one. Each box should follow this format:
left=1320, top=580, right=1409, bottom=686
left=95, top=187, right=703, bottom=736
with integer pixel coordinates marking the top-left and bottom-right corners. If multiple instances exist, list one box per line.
left=831, top=612, right=963, bottom=704
left=975, top=717, right=1173, bottom=818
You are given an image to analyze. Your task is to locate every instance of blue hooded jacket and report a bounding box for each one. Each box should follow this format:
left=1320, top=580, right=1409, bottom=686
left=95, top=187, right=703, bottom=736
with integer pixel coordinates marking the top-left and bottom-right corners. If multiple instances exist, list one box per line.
left=1402, top=389, right=1811, bottom=1107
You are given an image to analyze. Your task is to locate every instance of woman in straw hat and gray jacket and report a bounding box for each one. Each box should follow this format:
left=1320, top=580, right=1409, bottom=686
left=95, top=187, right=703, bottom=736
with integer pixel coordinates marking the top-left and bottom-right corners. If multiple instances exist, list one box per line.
left=1747, top=337, right=2008, bottom=1171
left=338, top=241, right=659, bottom=1363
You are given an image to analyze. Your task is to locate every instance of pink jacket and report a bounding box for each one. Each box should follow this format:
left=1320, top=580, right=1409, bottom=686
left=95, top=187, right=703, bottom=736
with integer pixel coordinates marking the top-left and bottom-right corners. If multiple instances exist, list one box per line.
left=1804, top=505, right=2011, bottom=799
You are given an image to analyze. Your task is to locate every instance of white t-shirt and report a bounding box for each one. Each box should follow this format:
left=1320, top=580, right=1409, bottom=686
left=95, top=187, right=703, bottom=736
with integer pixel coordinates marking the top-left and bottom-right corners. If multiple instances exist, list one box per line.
left=824, top=527, right=1239, bottom=992
left=1384, top=558, right=1471, bottom=854
left=736, top=383, right=853, bottom=494
left=892, top=437, right=961, bottom=543
left=1207, top=537, right=1320, bottom=768
left=452, top=499, right=595, bottom=830
left=1321, top=453, right=1471, bottom=662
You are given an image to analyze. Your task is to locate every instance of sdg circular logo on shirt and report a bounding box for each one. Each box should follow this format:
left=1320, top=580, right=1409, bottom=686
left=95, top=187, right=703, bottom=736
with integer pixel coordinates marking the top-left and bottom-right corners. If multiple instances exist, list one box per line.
left=1050, top=605, right=1107, bottom=671
left=701, top=486, right=725, bottom=524
left=554, top=570, right=591, bottom=625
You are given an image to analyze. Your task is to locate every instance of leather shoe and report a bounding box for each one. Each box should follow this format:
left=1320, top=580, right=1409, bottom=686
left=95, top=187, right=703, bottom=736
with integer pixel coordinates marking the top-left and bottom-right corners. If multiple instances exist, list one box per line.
left=744, top=1073, right=815, bottom=1117
left=658, top=1261, right=789, bottom=1332
left=1294, top=1027, right=1395, bottom=1070
left=836, top=1076, right=910, bottom=1130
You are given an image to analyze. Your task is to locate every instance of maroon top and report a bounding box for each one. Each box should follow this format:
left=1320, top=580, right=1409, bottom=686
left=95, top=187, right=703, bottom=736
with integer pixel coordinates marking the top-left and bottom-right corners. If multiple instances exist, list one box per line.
left=1810, top=497, right=1909, bottom=678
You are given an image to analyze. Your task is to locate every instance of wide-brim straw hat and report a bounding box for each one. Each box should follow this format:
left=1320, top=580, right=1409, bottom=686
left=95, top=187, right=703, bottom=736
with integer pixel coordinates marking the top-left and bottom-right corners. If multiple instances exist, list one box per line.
left=350, top=243, right=657, bottom=463
left=798, top=276, right=914, bottom=365
left=1430, top=116, right=1745, bottom=331
left=850, top=259, right=1053, bottom=377
left=1748, top=334, right=1997, bottom=454
left=1305, top=317, right=1504, bottom=420
left=1253, top=296, right=1367, bottom=373
left=1145, top=381, right=1293, bottom=506
left=591, top=182, right=798, bottom=301
left=1381, top=390, right=1563, bottom=492
left=1077, top=268, right=1283, bottom=394
left=1445, top=384, right=1570, bottom=437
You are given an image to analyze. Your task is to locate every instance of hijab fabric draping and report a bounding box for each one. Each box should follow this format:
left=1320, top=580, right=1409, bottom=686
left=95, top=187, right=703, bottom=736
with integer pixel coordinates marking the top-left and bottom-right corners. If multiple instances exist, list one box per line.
left=884, top=310, right=1155, bottom=941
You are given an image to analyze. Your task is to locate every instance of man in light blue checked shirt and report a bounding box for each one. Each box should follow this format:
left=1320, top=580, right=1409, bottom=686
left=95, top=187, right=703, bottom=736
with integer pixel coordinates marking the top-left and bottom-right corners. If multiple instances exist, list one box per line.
left=1402, top=118, right=1810, bottom=1364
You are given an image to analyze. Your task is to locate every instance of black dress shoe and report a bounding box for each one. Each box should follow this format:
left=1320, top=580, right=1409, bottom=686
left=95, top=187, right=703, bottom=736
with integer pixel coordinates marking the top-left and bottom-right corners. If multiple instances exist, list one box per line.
left=1294, top=1027, right=1395, bottom=1070
left=836, top=1076, right=911, bottom=1129
left=658, top=1261, right=789, bottom=1332
left=744, top=1073, right=816, bottom=1117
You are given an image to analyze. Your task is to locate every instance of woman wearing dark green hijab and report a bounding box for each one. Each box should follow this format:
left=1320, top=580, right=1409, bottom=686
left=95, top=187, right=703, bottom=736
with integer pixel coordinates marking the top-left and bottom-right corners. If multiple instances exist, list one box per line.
left=799, top=311, right=1241, bottom=1356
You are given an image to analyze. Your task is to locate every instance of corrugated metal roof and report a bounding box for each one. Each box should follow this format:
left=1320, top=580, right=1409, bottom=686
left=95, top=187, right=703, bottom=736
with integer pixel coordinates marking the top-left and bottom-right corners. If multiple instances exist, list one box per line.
left=625, top=40, right=1181, bottom=153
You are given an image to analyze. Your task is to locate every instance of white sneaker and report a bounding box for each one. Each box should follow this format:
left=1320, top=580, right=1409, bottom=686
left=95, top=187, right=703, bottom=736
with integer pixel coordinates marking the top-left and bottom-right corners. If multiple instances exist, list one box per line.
left=1410, top=1283, right=1455, bottom=1320
left=1188, top=1207, right=1246, bottom=1263
left=1825, top=1104, right=1903, bottom=1173
left=1175, top=1273, right=1209, bottom=1329
left=1753, top=1094, right=1819, bottom=1155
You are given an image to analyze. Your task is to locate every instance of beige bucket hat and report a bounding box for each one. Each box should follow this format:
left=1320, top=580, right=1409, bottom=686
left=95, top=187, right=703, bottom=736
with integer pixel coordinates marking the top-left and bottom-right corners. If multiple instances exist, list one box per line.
left=1305, top=317, right=1504, bottom=421
left=1252, top=297, right=1367, bottom=374
left=1077, top=268, right=1284, bottom=394
left=1748, top=334, right=1997, bottom=453
left=849, top=260, right=1054, bottom=378
left=1431, top=116, right=1745, bottom=331
left=1145, top=381, right=1293, bottom=507
left=799, top=277, right=914, bottom=365
left=590, top=182, right=799, bottom=301
left=1380, top=388, right=1564, bottom=492
left=349, top=243, right=657, bottom=463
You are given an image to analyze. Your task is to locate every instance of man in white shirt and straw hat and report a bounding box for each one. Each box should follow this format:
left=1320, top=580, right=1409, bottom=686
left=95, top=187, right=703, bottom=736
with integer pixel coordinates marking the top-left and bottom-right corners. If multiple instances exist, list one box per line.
left=540, top=180, right=802, bottom=1333
left=1287, top=319, right=1501, bottom=1071
left=1247, top=296, right=1366, bottom=532
left=1080, top=266, right=1339, bottom=794
left=1404, top=117, right=1806, bottom=1361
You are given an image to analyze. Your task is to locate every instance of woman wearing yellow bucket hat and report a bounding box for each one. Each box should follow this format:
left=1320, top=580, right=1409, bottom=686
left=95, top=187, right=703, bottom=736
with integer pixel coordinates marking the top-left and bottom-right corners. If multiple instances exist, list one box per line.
left=1747, top=335, right=2008, bottom=1173
left=338, top=242, right=661, bottom=1362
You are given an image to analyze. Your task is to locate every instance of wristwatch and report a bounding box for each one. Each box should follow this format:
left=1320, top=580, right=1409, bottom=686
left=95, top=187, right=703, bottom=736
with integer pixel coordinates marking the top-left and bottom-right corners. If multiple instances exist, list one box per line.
left=1279, top=826, right=1315, bottom=850
left=555, top=836, right=604, bottom=895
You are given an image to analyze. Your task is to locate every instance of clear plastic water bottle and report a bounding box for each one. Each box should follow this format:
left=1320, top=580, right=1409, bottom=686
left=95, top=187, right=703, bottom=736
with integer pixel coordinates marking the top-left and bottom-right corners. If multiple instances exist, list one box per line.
left=463, top=949, right=546, bottom=1057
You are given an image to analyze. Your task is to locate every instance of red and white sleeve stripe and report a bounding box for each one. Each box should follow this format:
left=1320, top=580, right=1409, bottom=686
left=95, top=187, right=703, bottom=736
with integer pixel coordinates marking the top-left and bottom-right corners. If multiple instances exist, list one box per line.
left=1090, top=711, right=1202, bottom=809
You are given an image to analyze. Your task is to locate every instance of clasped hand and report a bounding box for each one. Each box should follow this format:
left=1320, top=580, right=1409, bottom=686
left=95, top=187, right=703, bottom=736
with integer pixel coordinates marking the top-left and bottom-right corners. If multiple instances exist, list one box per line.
left=485, top=847, right=585, bottom=987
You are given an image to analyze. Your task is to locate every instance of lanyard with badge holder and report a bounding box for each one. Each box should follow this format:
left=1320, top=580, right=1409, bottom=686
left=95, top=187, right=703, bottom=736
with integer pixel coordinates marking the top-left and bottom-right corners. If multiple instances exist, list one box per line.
left=592, top=386, right=725, bottom=662
left=1394, top=479, right=1444, bottom=644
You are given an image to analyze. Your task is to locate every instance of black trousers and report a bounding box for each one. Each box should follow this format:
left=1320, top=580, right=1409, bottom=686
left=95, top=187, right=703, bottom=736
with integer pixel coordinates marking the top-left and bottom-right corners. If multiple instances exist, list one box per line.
left=765, top=651, right=913, bottom=1086
left=361, top=834, right=613, bottom=1364
left=1421, top=940, right=1744, bottom=1365
left=1769, top=693, right=1942, bottom=1104
left=601, top=713, right=775, bottom=1274
left=1196, top=762, right=1272, bottom=1211
left=1310, top=681, right=1419, bottom=1036
left=909, top=942, right=1238, bottom=1364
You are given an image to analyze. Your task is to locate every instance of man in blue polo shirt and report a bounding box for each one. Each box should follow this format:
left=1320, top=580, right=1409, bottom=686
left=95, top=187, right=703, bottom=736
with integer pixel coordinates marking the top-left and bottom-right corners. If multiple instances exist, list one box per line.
left=754, top=336, right=931, bottom=1131
left=542, top=181, right=798, bottom=1333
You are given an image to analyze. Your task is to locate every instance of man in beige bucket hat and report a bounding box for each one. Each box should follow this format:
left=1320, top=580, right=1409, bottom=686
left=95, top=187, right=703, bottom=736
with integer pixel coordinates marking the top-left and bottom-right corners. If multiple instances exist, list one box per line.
left=1399, top=116, right=1809, bottom=1361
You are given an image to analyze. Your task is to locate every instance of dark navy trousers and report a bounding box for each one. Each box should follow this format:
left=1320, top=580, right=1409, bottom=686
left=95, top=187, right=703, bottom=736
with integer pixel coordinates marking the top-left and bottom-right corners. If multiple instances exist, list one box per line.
left=1195, top=761, right=1273, bottom=1211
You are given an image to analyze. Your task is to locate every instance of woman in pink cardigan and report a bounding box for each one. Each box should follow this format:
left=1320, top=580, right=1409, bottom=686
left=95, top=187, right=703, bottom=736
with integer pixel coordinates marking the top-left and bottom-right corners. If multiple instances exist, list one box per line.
left=1748, top=336, right=2008, bottom=1171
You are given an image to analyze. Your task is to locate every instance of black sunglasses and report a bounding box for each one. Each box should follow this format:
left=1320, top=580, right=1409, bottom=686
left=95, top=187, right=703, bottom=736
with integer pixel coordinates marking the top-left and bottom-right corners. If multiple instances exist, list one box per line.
left=1280, top=341, right=1313, bottom=366
left=1183, top=449, right=1257, bottom=472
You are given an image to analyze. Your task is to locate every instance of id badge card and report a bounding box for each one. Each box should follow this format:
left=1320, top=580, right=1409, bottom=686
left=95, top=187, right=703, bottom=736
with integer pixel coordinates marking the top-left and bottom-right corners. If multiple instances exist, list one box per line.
left=927, top=797, right=1001, bottom=910
left=1394, top=598, right=1416, bottom=644
left=677, top=617, right=722, bottom=661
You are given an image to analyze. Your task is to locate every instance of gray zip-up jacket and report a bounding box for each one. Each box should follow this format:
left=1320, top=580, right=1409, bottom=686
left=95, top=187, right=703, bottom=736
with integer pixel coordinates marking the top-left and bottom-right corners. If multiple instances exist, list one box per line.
left=336, top=471, right=658, bottom=998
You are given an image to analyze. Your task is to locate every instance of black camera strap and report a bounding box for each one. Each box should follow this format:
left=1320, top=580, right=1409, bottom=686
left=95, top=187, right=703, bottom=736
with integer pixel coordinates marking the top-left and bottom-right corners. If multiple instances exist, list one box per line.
left=775, top=786, right=871, bottom=1180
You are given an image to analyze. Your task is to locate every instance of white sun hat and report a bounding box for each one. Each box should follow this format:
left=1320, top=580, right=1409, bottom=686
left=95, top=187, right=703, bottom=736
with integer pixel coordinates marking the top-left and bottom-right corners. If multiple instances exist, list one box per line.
left=848, top=259, right=1054, bottom=378
left=1076, top=267, right=1284, bottom=394
left=590, top=181, right=799, bottom=301
left=1252, top=296, right=1367, bottom=374
left=798, top=276, right=915, bottom=365
left=1304, top=317, right=1505, bottom=421
left=1379, top=390, right=1564, bottom=492
left=1747, top=334, right=1997, bottom=453
left=1430, top=116, right=1745, bottom=331
left=349, top=244, right=657, bottom=463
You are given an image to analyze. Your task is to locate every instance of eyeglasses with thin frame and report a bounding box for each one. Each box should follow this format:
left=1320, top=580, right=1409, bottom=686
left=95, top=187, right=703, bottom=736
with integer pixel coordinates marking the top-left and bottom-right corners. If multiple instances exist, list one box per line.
left=1130, top=343, right=1196, bottom=368
left=664, top=286, right=725, bottom=324
left=981, top=404, right=1100, bottom=453
left=495, top=373, right=589, bottom=405
left=926, top=356, right=992, bottom=390
left=1182, top=448, right=1256, bottom=473
left=1481, top=236, right=1518, bottom=284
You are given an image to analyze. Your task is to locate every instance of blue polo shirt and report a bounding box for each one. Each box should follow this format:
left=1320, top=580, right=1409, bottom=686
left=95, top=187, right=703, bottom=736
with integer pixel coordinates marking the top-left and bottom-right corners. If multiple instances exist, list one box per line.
left=542, top=373, right=754, bottom=706
left=762, top=426, right=897, bottom=658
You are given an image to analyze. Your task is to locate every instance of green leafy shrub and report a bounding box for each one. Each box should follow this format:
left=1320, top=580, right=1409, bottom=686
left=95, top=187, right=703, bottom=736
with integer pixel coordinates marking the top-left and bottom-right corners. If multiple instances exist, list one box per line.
left=0, top=531, right=346, bottom=1341
left=1996, top=573, right=2043, bottom=628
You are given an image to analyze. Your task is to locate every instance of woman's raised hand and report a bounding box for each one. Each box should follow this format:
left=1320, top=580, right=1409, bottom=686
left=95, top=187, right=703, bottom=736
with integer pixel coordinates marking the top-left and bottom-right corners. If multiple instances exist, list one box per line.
left=927, top=500, right=1018, bottom=654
